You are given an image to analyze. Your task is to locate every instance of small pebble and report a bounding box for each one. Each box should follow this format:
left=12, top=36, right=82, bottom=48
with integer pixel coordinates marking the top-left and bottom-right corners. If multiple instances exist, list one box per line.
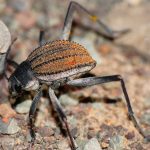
left=0, top=118, right=20, bottom=134
left=15, top=100, right=32, bottom=114
left=83, top=138, right=102, bottom=150
left=109, top=135, right=125, bottom=150
left=59, top=94, right=78, bottom=106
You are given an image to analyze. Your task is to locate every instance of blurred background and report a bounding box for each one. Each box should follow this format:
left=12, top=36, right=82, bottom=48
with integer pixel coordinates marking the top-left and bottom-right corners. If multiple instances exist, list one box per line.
left=0, top=0, right=150, bottom=149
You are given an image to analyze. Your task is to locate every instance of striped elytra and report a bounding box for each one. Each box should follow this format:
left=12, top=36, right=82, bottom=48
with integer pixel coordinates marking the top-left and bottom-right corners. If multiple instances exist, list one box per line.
left=27, top=40, right=96, bottom=81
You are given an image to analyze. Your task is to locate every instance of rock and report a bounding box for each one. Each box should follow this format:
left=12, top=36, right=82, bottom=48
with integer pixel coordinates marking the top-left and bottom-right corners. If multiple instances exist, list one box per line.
left=0, top=21, right=11, bottom=53
left=0, top=118, right=20, bottom=134
left=83, top=138, right=102, bottom=150
left=0, top=20, right=11, bottom=74
left=15, top=100, right=32, bottom=114
left=109, top=135, right=125, bottom=150
left=59, top=94, right=78, bottom=106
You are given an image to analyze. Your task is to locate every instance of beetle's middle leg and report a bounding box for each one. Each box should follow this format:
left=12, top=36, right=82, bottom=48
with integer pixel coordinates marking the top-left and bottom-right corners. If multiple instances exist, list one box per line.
left=66, top=75, right=150, bottom=141
left=28, top=88, right=42, bottom=145
left=49, top=87, right=78, bottom=150
left=60, top=1, right=129, bottom=40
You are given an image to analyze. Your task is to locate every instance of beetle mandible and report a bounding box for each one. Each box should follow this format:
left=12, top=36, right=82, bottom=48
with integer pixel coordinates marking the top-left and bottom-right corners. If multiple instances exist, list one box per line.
left=7, top=1, right=150, bottom=149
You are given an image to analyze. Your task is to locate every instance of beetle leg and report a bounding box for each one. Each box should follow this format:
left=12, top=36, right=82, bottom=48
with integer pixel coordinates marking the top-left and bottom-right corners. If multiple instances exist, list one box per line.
left=60, top=1, right=129, bottom=40
left=66, top=75, right=150, bottom=141
left=49, top=87, right=78, bottom=150
left=28, top=88, right=42, bottom=145
left=39, top=30, right=45, bottom=46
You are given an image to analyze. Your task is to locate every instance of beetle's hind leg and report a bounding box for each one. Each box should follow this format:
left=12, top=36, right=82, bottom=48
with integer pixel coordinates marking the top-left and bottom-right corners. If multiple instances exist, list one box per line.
left=60, top=1, right=129, bottom=40
left=49, top=87, right=78, bottom=150
left=39, top=30, right=45, bottom=46
left=66, top=75, right=150, bottom=141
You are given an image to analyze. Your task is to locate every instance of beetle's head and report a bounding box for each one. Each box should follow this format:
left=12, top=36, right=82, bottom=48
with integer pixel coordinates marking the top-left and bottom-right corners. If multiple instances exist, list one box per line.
left=8, top=61, right=39, bottom=96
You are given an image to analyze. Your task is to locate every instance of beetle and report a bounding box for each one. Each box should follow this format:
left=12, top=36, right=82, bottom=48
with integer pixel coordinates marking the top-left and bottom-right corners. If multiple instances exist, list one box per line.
left=7, top=1, right=149, bottom=149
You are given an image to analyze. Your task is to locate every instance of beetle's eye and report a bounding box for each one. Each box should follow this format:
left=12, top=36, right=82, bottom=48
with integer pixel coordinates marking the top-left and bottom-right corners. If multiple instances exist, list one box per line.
left=15, top=84, right=22, bottom=93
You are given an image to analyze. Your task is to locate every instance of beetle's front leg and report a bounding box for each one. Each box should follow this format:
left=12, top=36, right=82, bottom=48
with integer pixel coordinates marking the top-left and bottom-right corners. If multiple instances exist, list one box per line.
left=66, top=75, right=150, bottom=142
left=49, top=87, right=78, bottom=150
left=28, top=88, right=42, bottom=145
left=60, top=1, right=129, bottom=40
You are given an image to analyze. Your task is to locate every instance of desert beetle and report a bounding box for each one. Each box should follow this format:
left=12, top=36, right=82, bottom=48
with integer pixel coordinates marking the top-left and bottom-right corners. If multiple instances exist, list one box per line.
left=8, top=1, right=150, bottom=149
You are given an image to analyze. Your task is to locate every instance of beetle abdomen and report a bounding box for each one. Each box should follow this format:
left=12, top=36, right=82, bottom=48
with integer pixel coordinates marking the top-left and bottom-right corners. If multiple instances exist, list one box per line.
left=27, top=40, right=96, bottom=81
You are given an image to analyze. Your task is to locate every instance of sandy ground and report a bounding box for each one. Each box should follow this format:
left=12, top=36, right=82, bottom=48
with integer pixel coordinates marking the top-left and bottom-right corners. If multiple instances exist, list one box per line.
left=0, top=0, right=150, bottom=149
